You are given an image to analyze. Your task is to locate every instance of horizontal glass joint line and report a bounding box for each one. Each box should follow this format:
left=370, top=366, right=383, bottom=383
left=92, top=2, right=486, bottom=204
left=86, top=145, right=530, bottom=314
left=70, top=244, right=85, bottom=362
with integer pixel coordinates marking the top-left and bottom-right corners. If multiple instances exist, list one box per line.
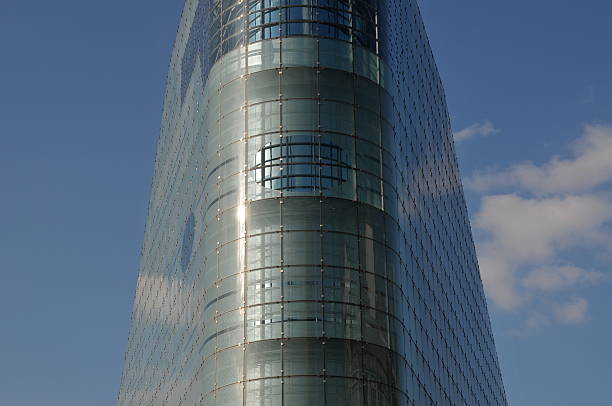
left=202, top=376, right=407, bottom=401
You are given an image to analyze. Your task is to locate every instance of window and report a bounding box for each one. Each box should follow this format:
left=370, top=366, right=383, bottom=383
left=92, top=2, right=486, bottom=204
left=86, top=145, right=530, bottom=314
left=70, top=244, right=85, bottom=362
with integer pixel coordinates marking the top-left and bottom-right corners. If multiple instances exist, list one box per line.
left=253, top=137, right=349, bottom=191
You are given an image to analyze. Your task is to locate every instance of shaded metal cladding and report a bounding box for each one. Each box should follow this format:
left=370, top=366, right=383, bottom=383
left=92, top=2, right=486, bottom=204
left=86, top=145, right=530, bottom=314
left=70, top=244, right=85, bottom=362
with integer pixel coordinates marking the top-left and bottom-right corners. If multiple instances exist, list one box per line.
left=118, top=0, right=507, bottom=405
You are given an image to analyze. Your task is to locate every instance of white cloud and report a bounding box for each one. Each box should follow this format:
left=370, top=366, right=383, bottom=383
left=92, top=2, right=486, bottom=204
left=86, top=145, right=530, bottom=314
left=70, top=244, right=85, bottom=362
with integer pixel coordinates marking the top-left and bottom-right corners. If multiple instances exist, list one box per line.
left=466, top=123, right=612, bottom=329
left=522, top=265, right=606, bottom=292
left=554, top=298, right=589, bottom=324
left=475, top=193, right=612, bottom=310
left=510, top=300, right=591, bottom=335
left=477, top=253, right=526, bottom=310
left=468, top=125, right=612, bottom=194
left=526, top=312, right=549, bottom=329
left=454, top=121, right=499, bottom=142
left=510, top=312, right=551, bottom=336
left=477, top=193, right=612, bottom=263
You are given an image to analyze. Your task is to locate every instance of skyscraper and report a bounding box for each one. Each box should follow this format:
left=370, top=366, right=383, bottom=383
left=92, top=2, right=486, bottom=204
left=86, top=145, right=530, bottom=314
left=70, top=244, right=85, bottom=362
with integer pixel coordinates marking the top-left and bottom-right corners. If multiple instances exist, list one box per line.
left=118, top=0, right=507, bottom=404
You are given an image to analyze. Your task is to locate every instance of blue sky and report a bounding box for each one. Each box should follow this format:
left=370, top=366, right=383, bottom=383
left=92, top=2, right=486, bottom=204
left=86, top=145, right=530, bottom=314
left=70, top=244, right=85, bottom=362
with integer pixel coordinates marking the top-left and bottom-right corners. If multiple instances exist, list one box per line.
left=0, top=1, right=610, bottom=405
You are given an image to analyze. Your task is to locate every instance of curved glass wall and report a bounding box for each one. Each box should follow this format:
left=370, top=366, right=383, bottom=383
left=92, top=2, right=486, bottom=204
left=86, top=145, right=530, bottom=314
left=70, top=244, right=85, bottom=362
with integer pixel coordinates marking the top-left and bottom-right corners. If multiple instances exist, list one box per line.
left=181, top=0, right=381, bottom=103
left=119, top=1, right=507, bottom=405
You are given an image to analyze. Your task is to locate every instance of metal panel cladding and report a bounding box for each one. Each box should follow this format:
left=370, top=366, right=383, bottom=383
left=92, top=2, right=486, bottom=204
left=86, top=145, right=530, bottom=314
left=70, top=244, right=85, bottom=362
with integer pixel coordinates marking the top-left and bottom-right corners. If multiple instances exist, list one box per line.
left=118, top=0, right=507, bottom=405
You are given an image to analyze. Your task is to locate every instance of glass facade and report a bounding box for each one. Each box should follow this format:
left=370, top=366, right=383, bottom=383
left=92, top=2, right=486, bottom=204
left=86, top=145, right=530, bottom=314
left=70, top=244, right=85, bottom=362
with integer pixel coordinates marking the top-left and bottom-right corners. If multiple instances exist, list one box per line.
left=119, top=0, right=507, bottom=405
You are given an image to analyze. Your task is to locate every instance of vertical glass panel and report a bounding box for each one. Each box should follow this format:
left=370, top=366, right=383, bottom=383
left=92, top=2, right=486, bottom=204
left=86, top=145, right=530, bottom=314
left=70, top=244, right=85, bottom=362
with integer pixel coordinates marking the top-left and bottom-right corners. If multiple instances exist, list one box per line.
left=218, top=172, right=242, bottom=210
left=263, top=9, right=281, bottom=24
left=356, top=171, right=382, bottom=208
left=379, top=59, right=393, bottom=89
left=380, top=91, right=393, bottom=122
left=381, top=120, right=396, bottom=158
left=281, top=37, right=317, bottom=67
left=247, top=39, right=281, bottom=73
left=323, top=267, right=359, bottom=304
left=219, top=239, right=241, bottom=279
left=202, top=394, right=215, bottom=406
left=215, top=383, right=243, bottom=406
left=389, top=316, right=405, bottom=356
left=284, top=266, right=320, bottom=301
left=247, top=174, right=283, bottom=200
left=223, top=23, right=245, bottom=47
left=364, top=382, right=397, bottom=406
left=358, top=204, right=385, bottom=242
left=356, top=139, right=381, bottom=177
left=383, top=184, right=399, bottom=224
left=282, top=99, right=317, bottom=131
left=361, top=273, right=387, bottom=312
left=284, top=377, right=325, bottom=405
left=360, top=238, right=386, bottom=277
left=363, top=307, right=389, bottom=347
left=321, top=198, right=357, bottom=233
left=363, top=344, right=394, bottom=385
left=261, top=39, right=282, bottom=69
left=216, top=273, right=243, bottom=314
left=204, top=211, right=221, bottom=249
left=354, top=46, right=379, bottom=83
left=247, top=233, right=281, bottom=269
left=220, top=78, right=246, bottom=113
left=203, top=255, right=218, bottom=293
left=202, top=356, right=216, bottom=398
left=356, top=109, right=381, bottom=144
left=319, top=39, right=352, bottom=72
left=386, top=257, right=402, bottom=307
left=281, top=68, right=317, bottom=98
left=282, top=21, right=311, bottom=37
left=381, top=149, right=397, bottom=189
left=208, top=58, right=224, bottom=93
left=247, top=199, right=281, bottom=234
left=207, top=88, right=222, bottom=125
left=355, top=76, right=380, bottom=113
left=248, top=101, right=281, bottom=135
left=220, top=109, right=246, bottom=144
left=221, top=46, right=247, bottom=84
left=217, top=309, right=244, bottom=348
left=283, top=231, right=321, bottom=266
left=247, top=70, right=280, bottom=103
left=324, top=302, right=360, bottom=340
left=246, top=378, right=282, bottom=406
left=319, top=69, right=354, bottom=104
left=325, top=377, right=364, bottom=406
left=319, top=132, right=355, bottom=166
left=218, top=141, right=244, bottom=178
left=321, top=166, right=356, bottom=201
left=219, top=205, right=242, bottom=244
left=247, top=40, right=264, bottom=69
left=323, top=338, right=361, bottom=377
left=247, top=267, right=281, bottom=305
left=283, top=5, right=311, bottom=21
left=246, top=303, right=282, bottom=340
left=283, top=338, right=324, bottom=376
left=284, top=301, right=322, bottom=337
left=322, top=232, right=358, bottom=269
left=320, top=101, right=353, bottom=134
left=245, top=340, right=281, bottom=379
left=282, top=197, right=320, bottom=230
left=217, top=347, right=244, bottom=387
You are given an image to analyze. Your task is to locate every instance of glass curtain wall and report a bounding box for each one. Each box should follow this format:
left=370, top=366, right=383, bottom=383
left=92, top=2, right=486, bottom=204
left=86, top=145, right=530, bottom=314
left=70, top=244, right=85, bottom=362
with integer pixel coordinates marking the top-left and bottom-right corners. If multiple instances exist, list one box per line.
left=118, top=0, right=507, bottom=405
